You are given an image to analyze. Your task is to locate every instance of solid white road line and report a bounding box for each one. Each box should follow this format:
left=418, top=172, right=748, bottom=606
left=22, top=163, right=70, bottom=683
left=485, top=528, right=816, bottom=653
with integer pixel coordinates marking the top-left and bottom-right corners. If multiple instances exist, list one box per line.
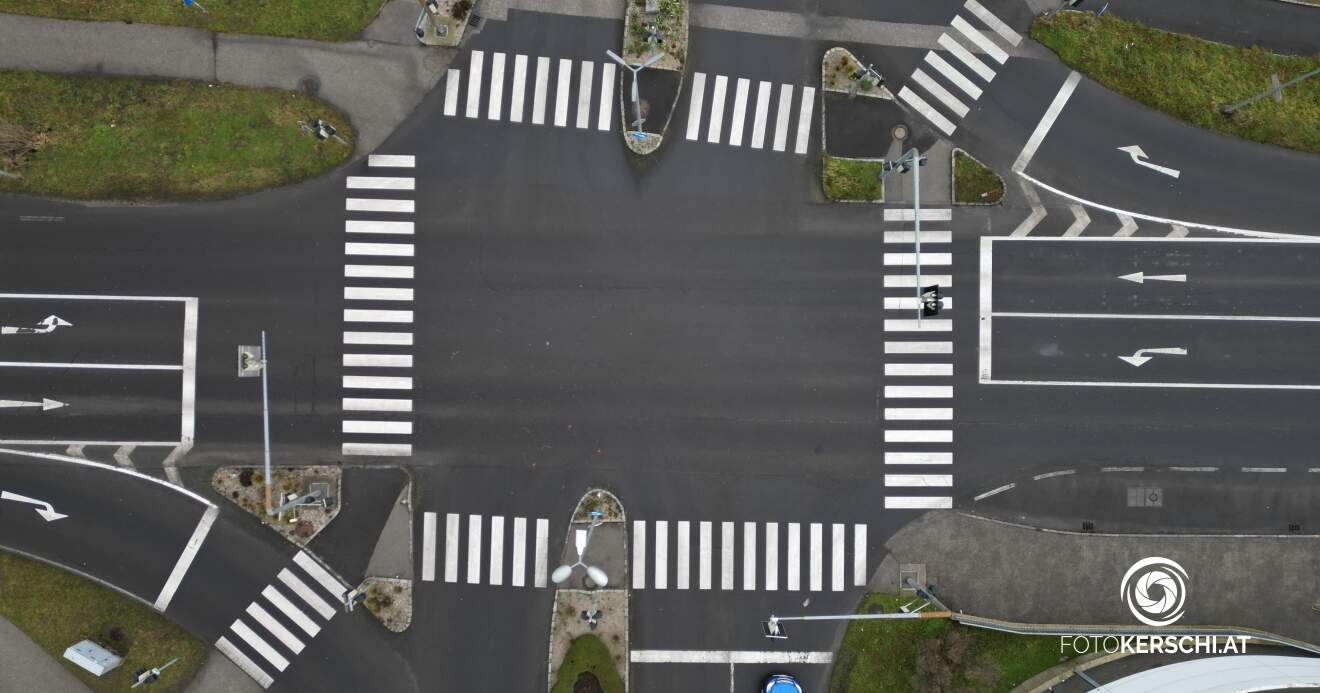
left=345, top=242, right=413, bottom=257
left=532, top=56, right=550, bottom=125
left=344, top=265, right=414, bottom=279
left=887, top=452, right=953, bottom=465
left=342, top=375, right=412, bottom=390
left=686, top=72, right=707, bottom=140
left=466, top=50, right=484, bottom=118
left=885, top=407, right=953, bottom=420
left=510, top=54, right=528, bottom=123
left=445, top=513, right=460, bottom=583
left=422, top=512, right=437, bottom=582
left=750, top=81, right=771, bottom=149
left=937, top=33, right=996, bottom=82
left=911, top=68, right=969, bottom=118
left=1171, top=466, right=1219, bottom=472
left=728, top=78, right=749, bottom=146
left=576, top=60, right=594, bottom=129
left=632, top=520, right=646, bottom=589
left=786, top=522, right=800, bottom=591
left=277, top=568, right=336, bottom=619
left=340, top=442, right=411, bottom=456
left=974, top=483, right=1016, bottom=501
left=554, top=58, right=572, bottom=127
left=1242, top=467, right=1287, bottom=473
left=995, top=311, right=1320, bottom=323
left=809, top=523, right=822, bottom=592
left=772, top=84, right=793, bottom=152
left=598, top=62, right=615, bottom=130
left=215, top=636, right=274, bottom=689
left=1033, top=470, right=1076, bottom=480
left=444, top=69, right=460, bottom=117
left=246, top=603, right=304, bottom=654
left=742, top=521, right=756, bottom=590
left=885, top=385, right=953, bottom=398
left=885, top=363, right=953, bottom=376
left=1064, top=204, right=1091, bottom=237
left=721, top=521, right=735, bottom=590
left=347, top=176, right=415, bottom=191
left=951, top=15, right=1008, bottom=63
left=884, top=230, right=952, bottom=244
left=1013, top=71, right=1080, bottom=172
left=831, top=524, right=844, bottom=592
left=884, top=252, right=952, bottom=265
left=885, top=497, right=954, bottom=509
left=707, top=75, right=727, bottom=144
left=368, top=154, right=415, bottom=168
left=343, top=420, right=412, bottom=434
left=467, top=514, right=482, bottom=584
left=885, top=274, right=952, bottom=288
left=654, top=521, right=669, bottom=590
left=965, top=0, right=1022, bottom=45
left=489, top=516, right=505, bottom=586
left=345, top=220, right=413, bottom=234
left=699, top=521, right=712, bottom=590
left=488, top=52, right=506, bottom=120
left=853, top=524, right=866, bottom=586
left=676, top=520, right=690, bottom=590
left=885, top=208, right=952, bottom=221
left=631, top=650, right=833, bottom=664
left=343, top=331, right=412, bottom=346
left=294, top=552, right=346, bottom=597
left=885, top=319, right=952, bottom=332
left=764, top=522, right=778, bottom=591
left=154, top=505, right=218, bottom=611
left=0, top=360, right=179, bottom=371
left=512, top=517, right=527, bottom=587
left=344, top=287, right=413, bottom=301
left=1116, top=213, right=1138, bottom=237
left=346, top=198, right=414, bottom=213
left=794, top=86, right=815, bottom=154
left=231, top=619, right=289, bottom=671
left=885, top=296, right=954, bottom=310
left=885, top=341, right=953, bottom=354
left=261, top=585, right=320, bottom=637
left=886, top=430, right=953, bottom=443
left=534, top=518, right=549, bottom=588
left=924, top=51, right=981, bottom=99
left=344, top=309, right=412, bottom=323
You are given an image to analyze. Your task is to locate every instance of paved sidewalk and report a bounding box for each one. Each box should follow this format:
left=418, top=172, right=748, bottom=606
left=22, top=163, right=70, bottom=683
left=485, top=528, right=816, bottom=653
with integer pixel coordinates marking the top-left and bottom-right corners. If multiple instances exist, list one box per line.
left=0, top=615, right=88, bottom=693
left=0, top=0, right=450, bottom=155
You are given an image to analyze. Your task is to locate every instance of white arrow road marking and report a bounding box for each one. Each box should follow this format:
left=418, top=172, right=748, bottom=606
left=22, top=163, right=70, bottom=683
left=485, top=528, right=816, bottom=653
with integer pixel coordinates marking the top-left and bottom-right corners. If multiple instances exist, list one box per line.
left=0, top=398, right=66, bottom=410
left=0, top=490, right=68, bottom=521
left=1119, top=347, right=1188, bottom=367
left=1119, top=272, right=1188, bottom=284
left=1117, top=145, right=1181, bottom=179
left=0, top=315, right=72, bottom=335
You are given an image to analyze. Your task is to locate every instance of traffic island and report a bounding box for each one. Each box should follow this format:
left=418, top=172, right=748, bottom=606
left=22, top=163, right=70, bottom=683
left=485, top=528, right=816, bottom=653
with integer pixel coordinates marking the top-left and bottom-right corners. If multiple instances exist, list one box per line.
left=822, top=154, right=885, bottom=203
left=212, top=465, right=342, bottom=546
left=547, top=489, right=629, bottom=692
left=357, top=475, right=415, bottom=632
left=358, top=577, right=412, bottom=632
left=414, top=0, right=474, bottom=47
left=952, top=148, right=1004, bottom=205
left=818, top=47, right=903, bottom=203
left=618, top=0, right=688, bottom=155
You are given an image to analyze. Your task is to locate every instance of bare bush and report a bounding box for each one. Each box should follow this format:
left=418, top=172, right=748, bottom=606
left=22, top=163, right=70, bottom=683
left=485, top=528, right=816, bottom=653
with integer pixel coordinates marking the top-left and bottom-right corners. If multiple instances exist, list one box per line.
left=0, top=120, right=41, bottom=172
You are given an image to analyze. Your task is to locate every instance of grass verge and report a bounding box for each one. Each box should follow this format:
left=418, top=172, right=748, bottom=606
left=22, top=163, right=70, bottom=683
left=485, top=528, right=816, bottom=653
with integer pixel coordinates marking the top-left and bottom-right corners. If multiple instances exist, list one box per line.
left=828, top=594, right=1075, bottom=693
left=0, top=70, right=352, bottom=201
left=0, top=0, right=386, bottom=42
left=1031, top=11, right=1320, bottom=154
left=953, top=149, right=1004, bottom=204
left=0, top=550, right=206, bottom=693
left=822, top=154, right=884, bottom=202
left=550, top=635, right=624, bottom=693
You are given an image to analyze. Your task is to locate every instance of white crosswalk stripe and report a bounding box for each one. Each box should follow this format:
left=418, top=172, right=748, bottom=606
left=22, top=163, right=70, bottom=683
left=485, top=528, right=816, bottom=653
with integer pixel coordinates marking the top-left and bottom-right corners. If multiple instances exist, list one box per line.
left=346, top=220, right=413, bottom=235
left=554, top=58, right=572, bottom=127
left=951, top=15, right=1009, bottom=64
left=794, top=86, right=815, bottom=154
left=911, top=68, right=969, bottom=118
left=598, top=62, right=615, bottom=131
left=488, top=52, right=505, bottom=120
left=532, top=56, right=550, bottom=125
left=750, top=81, right=771, bottom=149
left=676, top=520, right=690, bottom=589
left=938, top=33, right=996, bottom=82
left=466, top=50, right=484, bottom=118
left=230, top=620, right=288, bottom=672
left=422, top=512, right=554, bottom=588
left=898, top=86, right=956, bottom=136
left=510, top=54, right=528, bottom=123
left=444, top=68, right=460, bottom=117
left=246, top=603, right=304, bottom=655
left=742, top=521, right=756, bottom=590
left=923, top=51, right=981, bottom=99
left=576, top=60, right=594, bottom=129
left=728, top=78, right=749, bottom=146
left=965, top=0, right=1022, bottom=45
left=261, top=585, right=321, bottom=638
left=772, top=84, right=793, bottom=152
left=707, top=75, right=728, bottom=144
left=368, top=154, right=414, bottom=168
left=686, top=72, right=706, bottom=141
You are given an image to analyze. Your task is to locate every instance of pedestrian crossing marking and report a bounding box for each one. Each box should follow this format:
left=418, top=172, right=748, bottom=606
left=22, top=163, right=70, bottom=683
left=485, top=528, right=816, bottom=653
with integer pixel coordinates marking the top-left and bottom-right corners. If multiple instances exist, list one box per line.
left=728, top=78, right=750, bottom=147
left=576, top=60, right=594, bottom=129
left=532, top=56, right=550, bottom=125
left=466, top=50, right=483, bottom=118
left=951, top=15, right=1009, bottom=64
left=598, top=62, right=615, bottom=131
left=510, top=54, right=528, bottom=123
left=965, top=0, right=1022, bottom=45
left=794, top=86, right=815, bottom=155
left=772, top=84, right=793, bottom=152
left=488, top=51, right=505, bottom=121
left=937, top=33, right=996, bottom=82
left=686, top=72, right=706, bottom=141
left=750, top=81, right=771, bottom=149
left=899, top=86, right=956, bottom=136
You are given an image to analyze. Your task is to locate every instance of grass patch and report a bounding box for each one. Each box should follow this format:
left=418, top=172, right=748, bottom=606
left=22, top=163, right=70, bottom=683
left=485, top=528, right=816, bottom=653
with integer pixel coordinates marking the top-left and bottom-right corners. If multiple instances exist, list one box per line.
left=0, top=70, right=352, bottom=201
left=0, top=0, right=386, bottom=42
left=828, top=594, right=1075, bottom=693
left=822, top=154, right=884, bottom=202
left=953, top=149, right=1004, bottom=204
left=1031, top=11, right=1320, bottom=154
left=551, top=635, right=624, bottom=693
left=0, top=550, right=206, bottom=693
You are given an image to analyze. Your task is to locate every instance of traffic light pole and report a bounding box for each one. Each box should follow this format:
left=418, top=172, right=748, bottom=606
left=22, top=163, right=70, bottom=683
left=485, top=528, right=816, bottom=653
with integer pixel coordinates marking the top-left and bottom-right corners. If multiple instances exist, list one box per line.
left=912, top=147, right=922, bottom=326
left=260, top=331, right=273, bottom=515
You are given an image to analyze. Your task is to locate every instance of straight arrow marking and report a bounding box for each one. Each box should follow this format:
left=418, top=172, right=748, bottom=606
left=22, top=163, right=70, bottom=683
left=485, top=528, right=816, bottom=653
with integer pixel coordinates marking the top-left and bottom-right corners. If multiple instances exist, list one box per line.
left=0, top=490, right=68, bottom=521
left=1117, top=145, right=1180, bottom=179
left=0, top=398, right=67, bottom=410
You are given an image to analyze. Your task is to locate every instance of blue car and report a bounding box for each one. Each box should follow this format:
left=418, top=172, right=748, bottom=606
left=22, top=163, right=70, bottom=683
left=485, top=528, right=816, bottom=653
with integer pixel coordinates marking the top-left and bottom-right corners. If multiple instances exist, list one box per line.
left=763, top=673, right=803, bottom=693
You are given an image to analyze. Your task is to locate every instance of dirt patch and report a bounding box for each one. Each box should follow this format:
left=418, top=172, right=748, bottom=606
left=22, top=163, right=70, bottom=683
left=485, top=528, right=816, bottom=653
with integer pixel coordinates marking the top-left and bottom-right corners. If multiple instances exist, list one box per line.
left=360, top=577, right=412, bottom=633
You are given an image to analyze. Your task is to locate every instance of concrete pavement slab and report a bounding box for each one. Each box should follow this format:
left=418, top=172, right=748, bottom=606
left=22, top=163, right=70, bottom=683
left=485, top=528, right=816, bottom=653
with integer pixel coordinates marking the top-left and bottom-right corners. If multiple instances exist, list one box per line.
left=0, top=615, right=90, bottom=693
left=0, top=14, right=215, bottom=80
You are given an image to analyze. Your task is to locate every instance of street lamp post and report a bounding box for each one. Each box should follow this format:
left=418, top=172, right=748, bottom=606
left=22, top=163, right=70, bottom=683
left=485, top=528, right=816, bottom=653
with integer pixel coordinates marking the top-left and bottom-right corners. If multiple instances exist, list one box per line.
left=552, top=511, right=609, bottom=587
left=605, top=50, right=665, bottom=140
left=260, top=331, right=273, bottom=515
left=763, top=578, right=950, bottom=639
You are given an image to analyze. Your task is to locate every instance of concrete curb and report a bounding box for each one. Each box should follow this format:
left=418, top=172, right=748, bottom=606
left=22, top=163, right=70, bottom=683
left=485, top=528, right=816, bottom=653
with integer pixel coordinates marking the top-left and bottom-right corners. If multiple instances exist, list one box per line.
left=1011, top=650, right=1130, bottom=693
left=956, top=508, right=1320, bottom=540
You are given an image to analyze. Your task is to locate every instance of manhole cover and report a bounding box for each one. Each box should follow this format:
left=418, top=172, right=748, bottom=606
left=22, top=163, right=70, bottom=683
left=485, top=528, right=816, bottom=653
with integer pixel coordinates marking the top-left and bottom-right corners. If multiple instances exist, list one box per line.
left=892, top=123, right=909, bottom=140
left=1127, top=486, right=1163, bottom=507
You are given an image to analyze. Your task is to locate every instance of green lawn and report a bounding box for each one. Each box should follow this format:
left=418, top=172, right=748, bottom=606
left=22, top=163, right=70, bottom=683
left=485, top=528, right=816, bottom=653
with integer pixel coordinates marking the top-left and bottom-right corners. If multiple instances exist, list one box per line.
left=551, top=635, right=624, bottom=693
left=822, top=154, right=884, bottom=202
left=828, top=594, right=1074, bottom=693
left=0, top=550, right=206, bottom=693
left=953, top=150, right=1004, bottom=204
left=0, top=0, right=386, bottom=42
left=0, top=70, right=352, bottom=201
left=1031, top=11, right=1320, bottom=154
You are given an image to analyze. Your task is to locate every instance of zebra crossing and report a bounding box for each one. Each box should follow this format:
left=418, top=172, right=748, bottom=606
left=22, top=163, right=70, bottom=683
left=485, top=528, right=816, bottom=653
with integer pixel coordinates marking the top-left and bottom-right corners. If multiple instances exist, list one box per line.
left=882, top=208, right=955, bottom=510
left=898, top=0, right=1021, bottom=136
left=341, top=154, right=418, bottom=458
left=440, top=50, right=816, bottom=156
left=214, top=552, right=348, bottom=689
left=420, top=512, right=553, bottom=588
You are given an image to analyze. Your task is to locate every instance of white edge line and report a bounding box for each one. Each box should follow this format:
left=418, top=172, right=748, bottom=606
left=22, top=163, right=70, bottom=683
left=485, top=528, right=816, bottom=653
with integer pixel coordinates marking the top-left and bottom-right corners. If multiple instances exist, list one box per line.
left=973, top=483, right=1014, bottom=501
left=992, top=311, right=1320, bottom=322
left=985, top=379, right=1320, bottom=391
left=154, top=504, right=219, bottom=611
left=180, top=297, right=197, bottom=443
left=630, top=650, right=834, bottom=664
left=978, top=236, right=993, bottom=383
left=0, top=440, right=178, bottom=446
left=0, top=447, right=215, bottom=505
left=1032, top=469, right=1076, bottom=481
left=990, top=235, right=1320, bottom=244
left=0, top=293, right=192, bottom=302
